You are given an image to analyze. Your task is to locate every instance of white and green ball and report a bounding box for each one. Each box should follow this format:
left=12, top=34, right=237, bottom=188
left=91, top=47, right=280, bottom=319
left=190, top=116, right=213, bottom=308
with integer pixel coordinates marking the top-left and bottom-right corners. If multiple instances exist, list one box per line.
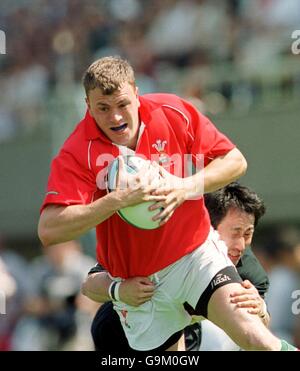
left=107, top=155, right=161, bottom=230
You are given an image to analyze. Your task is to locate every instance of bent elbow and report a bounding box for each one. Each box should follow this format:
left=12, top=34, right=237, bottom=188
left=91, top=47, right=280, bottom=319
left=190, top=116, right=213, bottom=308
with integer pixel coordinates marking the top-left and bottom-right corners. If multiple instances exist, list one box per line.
left=38, top=220, right=54, bottom=248
left=239, top=155, right=248, bottom=176
left=81, top=278, right=88, bottom=297
left=38, top=206, right=64, bottom=247
left=233, top=148, right=247, bottom=177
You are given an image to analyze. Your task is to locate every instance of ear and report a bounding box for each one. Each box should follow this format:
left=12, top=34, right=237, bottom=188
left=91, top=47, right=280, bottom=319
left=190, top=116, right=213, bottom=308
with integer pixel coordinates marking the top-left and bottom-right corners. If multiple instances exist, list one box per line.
left=135, top=86, right=141, bottom=108
left=85, top=96, right=93, bottom=116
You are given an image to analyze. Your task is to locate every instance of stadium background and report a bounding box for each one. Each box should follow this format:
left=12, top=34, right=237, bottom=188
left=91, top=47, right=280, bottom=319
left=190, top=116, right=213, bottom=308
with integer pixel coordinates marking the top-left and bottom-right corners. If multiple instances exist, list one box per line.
left=0, top=0, right=299, bottom=350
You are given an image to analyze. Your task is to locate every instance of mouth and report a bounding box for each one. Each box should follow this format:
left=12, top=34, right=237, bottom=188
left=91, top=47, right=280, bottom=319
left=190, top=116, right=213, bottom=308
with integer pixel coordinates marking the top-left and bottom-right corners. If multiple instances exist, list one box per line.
left=110, top=123, right=128, bottom=132
left=228, top=254, right=241, bottom=263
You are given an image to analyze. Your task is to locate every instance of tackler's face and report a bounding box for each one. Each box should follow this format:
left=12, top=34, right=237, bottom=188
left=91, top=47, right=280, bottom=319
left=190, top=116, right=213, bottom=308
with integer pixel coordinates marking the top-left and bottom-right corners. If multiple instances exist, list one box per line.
left=87, top=82, right=141, bottom=150
left=217, top=207, right=255, bottom=265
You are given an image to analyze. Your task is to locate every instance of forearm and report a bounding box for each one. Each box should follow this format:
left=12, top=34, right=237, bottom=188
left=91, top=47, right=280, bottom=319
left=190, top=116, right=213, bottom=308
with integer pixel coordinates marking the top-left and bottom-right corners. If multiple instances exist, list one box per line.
left=82, top=272, right=155, bottom=306
left=81, top=272, right=112, bottom=303
left=38, top=192, right=121, bottom=246
left=203, top=148, right=247, bottom=193
left=185, top=148, right=247, bottom=198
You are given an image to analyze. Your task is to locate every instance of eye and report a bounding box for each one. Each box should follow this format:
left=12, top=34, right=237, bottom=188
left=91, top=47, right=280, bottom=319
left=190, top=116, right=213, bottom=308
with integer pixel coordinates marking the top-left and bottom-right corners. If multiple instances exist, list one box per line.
left=99, top=107, right=109, bottom=112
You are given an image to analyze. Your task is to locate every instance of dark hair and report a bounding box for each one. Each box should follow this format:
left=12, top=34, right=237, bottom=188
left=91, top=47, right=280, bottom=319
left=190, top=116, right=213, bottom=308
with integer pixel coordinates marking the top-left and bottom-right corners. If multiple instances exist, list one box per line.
left=204, top=182, right=266, bottom=228
left=82, top=56, right=135, bottom=96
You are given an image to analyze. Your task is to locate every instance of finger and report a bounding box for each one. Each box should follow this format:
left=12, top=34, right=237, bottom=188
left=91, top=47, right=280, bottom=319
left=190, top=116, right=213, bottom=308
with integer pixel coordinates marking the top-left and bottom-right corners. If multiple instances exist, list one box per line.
left=137, top=292, right=154, bottom=301
left=230, top=289, right=250, bottom=297
left=137, top=277, right=155, bottom=286
left=231, top=290, right=255, bottom=297
left=231, top=289, right=257, bottom=297
left=159, top=210, right=174, bottom=226
left=241, top=280, right=253, bottom=289
left=152, top=187, right=172, bottom=196
left=164, top=192, right=180, bottom=205
left=140, top=292, right=155, bottom=299
left=148, top=201, right=165, bottom=211
left=236, top=301, right=258, bottom=309
left=141, top=288, right=155, bottom=296
left=247, top=308, right=260, bottom=315
left=152, top=202, right=174, bottom=221
left=144, top=185, right=166, bottom=195
left=143, top=195, right=167, bottom=202
left=139, top=284, right=155, bottom=293
left=231, top=294, right=256, bottom=303
left=156, top=196, right=181, bottom=220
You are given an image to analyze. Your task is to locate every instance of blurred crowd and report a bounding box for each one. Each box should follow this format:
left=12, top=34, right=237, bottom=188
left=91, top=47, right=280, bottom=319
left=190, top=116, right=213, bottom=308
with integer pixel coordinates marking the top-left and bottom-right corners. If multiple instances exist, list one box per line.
left=0, top=237, right=99, bottom=351
left=1, top=0, right=300, bottom=141
left=253, top=226, right=300, bottom=347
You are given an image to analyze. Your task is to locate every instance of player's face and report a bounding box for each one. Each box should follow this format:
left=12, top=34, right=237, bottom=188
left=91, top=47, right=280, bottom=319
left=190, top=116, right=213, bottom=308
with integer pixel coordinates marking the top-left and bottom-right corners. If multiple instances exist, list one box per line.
left=217, top=208, right=255, bottom=265
left=86, top=82, right=140, bottom=150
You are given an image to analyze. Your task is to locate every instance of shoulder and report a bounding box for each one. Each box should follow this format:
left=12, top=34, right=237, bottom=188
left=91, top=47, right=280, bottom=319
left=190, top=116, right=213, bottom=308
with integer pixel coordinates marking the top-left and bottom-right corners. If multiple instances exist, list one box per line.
left=141, top=93, right=200, bottom=128
left=142, top=93, right=184, bottom=105
left=142, top=93, right=192, bottom=115
left=62, top=119, right=88, bottom=153
left=54, top=119, right=91, bottom=168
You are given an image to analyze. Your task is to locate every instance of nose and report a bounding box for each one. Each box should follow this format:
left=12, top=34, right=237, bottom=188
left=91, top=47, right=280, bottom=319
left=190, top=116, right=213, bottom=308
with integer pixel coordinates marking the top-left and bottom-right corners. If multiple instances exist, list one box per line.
left=234, top=237, right=246, bottom=253
left=109, top=110, right=123, bottom=124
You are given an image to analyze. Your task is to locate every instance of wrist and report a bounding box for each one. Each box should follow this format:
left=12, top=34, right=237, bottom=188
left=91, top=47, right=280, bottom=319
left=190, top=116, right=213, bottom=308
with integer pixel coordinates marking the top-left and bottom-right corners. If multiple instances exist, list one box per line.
left=183, top=176, right=203, bottom=200
left=107, top=191, right=126, bottom=211
left=108, top=281, right=121, bottom=301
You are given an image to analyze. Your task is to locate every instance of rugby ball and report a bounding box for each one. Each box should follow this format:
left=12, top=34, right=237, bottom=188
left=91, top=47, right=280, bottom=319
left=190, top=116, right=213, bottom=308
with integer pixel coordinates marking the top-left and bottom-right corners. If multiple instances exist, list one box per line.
left=107, top=155, right=161, bottom=230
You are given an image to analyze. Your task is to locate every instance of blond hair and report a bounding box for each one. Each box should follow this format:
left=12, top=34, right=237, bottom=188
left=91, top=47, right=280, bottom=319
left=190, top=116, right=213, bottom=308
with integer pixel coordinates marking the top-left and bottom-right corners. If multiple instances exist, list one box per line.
left=82, top=56, right=136, bottom=96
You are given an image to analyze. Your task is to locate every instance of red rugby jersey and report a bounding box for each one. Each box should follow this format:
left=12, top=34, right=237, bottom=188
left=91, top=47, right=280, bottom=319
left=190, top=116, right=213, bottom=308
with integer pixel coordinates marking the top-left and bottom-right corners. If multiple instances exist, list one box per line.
left=41, top=94, right=235, bottom=278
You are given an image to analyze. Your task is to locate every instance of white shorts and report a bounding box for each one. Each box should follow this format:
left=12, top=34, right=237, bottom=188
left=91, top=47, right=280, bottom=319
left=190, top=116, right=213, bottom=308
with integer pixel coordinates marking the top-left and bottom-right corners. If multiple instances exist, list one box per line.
left=113, top=228, right=235, bottom=350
